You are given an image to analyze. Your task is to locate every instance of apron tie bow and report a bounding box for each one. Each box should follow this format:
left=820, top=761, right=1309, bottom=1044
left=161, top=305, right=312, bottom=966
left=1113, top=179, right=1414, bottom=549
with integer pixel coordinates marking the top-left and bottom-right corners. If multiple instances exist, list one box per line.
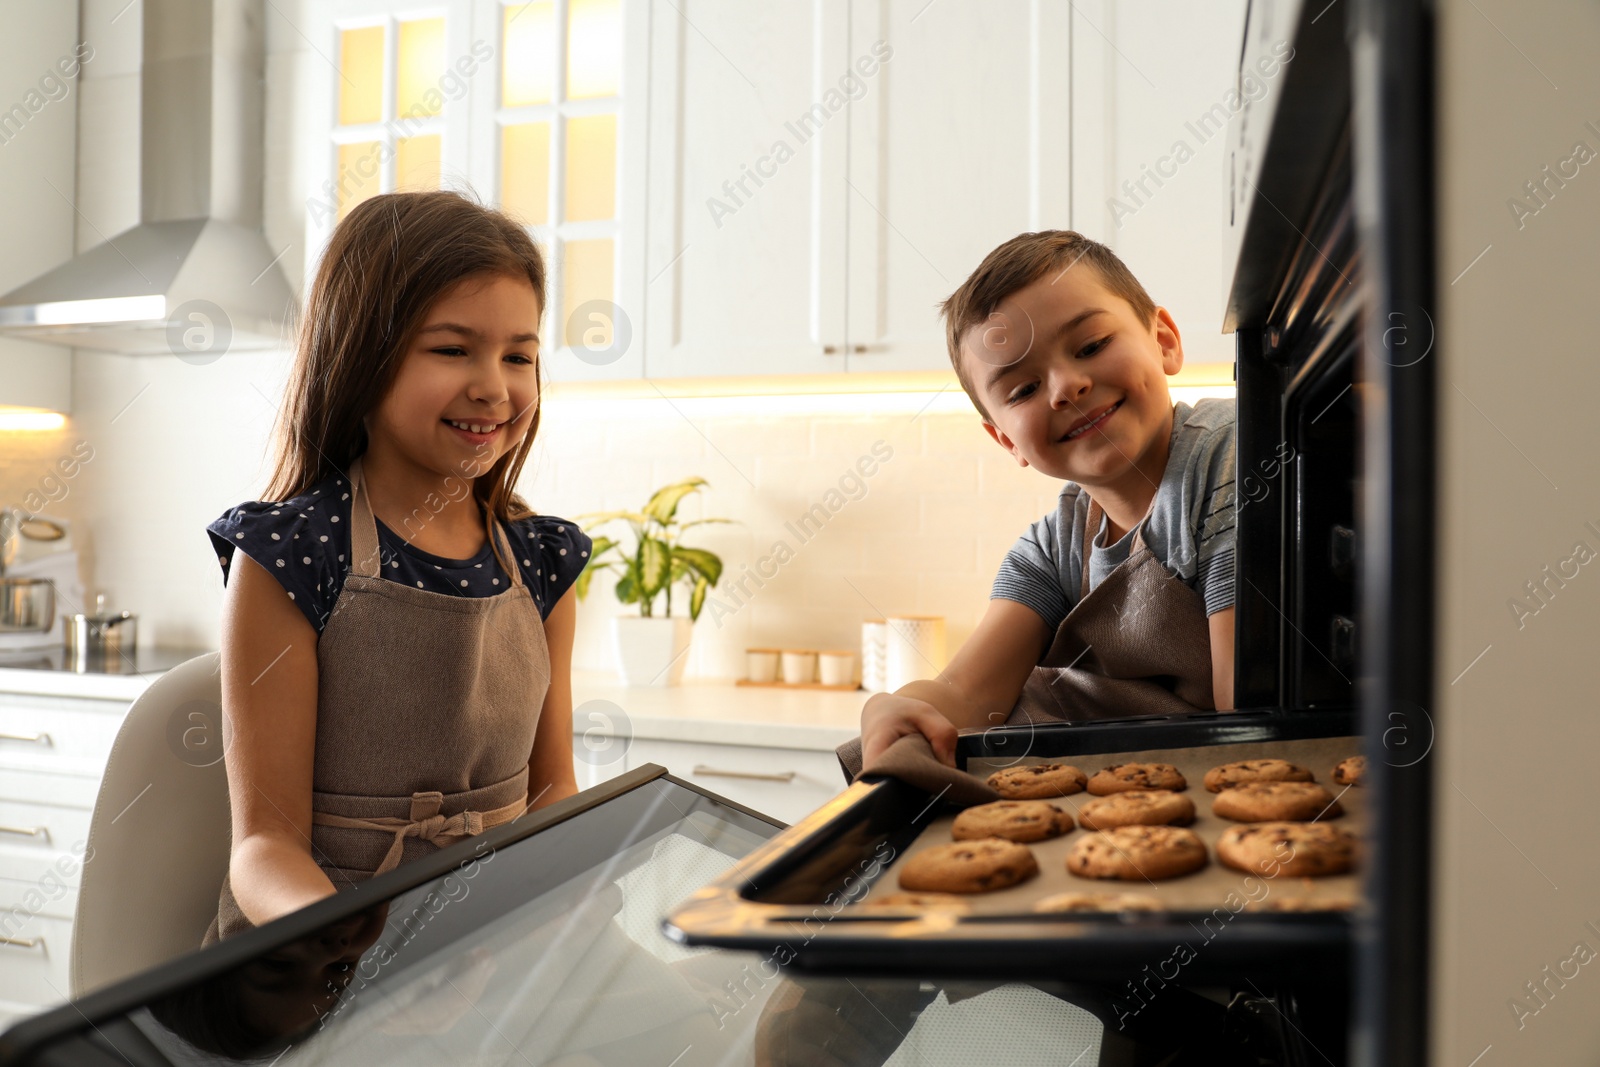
left=312, top=788, right=526, bottom=877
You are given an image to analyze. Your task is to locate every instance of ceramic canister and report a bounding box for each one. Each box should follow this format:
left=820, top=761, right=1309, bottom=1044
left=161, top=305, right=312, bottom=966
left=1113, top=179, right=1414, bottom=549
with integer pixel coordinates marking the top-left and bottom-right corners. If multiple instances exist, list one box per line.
left=884, top=615, right=947, bottom=692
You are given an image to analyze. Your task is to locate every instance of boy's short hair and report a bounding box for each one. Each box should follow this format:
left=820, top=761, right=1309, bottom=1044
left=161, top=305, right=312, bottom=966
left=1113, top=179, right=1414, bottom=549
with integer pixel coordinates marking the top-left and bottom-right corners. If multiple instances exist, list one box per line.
left=940, top=231, right=1157, bottom=420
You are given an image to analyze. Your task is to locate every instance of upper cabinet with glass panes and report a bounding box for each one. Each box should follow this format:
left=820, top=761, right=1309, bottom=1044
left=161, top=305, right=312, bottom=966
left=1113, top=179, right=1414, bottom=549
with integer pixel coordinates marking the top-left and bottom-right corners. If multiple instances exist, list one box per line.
left=294, top=3, right=1232, bottom=381
left=300, top=0, right=646, bottom=380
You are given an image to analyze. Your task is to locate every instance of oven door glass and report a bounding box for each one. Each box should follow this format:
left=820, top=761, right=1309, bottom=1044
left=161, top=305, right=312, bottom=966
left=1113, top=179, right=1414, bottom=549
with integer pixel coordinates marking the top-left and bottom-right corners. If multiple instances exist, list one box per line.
left=2, top=773, right=1210, bottom=1066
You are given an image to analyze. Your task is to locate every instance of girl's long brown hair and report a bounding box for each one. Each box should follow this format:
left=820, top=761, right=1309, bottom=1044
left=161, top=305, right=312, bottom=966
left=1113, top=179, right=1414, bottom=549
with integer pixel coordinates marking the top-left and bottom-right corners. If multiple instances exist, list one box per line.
left=266, top=191, right=546, bottom=578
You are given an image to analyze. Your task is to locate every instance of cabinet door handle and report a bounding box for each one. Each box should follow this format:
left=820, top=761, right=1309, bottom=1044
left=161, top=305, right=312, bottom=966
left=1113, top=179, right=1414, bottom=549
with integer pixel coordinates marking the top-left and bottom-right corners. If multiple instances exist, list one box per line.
left=0, top=731, right=51, bottom=746
left=0, top=824, right=48, bottom=840
left=851, top=344, right=868, bottom=354
left=822, top=345, right=840, bottom=355
left=0, top=935, right=44, bottom=951
left=692, top=764, right=796, bottom=783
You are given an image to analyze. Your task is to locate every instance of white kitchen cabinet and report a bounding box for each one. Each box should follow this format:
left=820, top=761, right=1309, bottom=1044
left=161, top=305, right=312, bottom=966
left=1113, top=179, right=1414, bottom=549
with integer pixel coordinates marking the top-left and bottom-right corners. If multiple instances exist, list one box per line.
left=296, top=0, right=649, bottom=382
left=842, top=0, right=1072, bottom=371
left=0, top=798, right=92, bottom=892
left=285, top=2, right=1241, bottom=382
left=572, top=736, right=632, bottom=792
left=0, top=914, right=73, bottom=1020
left=641, top=0, right=850, bottom=378
left=0, top=690, right=131, bottom=1026
left=1069, top=0, right=1248, bottom=367
left=624, top=737, right=844, bottom=826
left=0, top=3, right=80, bottom=412
left=643, top=0, right=1072, bottom=378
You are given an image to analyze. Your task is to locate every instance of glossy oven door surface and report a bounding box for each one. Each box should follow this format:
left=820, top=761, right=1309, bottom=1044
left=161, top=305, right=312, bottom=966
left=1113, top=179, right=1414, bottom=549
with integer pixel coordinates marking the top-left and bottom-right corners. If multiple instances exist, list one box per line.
left=0, top=767, right=1256, bottom=1067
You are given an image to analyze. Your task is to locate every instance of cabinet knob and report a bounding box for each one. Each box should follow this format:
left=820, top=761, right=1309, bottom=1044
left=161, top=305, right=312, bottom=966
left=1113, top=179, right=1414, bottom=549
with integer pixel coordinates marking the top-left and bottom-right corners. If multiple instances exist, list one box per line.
left=823, top=345, right=840, bottom=355
left=851, top=344, right=868, bottom=354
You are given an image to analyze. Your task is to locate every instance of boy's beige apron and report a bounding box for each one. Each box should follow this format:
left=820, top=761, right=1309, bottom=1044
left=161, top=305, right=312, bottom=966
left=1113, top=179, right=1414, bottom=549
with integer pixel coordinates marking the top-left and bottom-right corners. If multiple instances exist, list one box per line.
left=837, top=493, right=1215, bottom=788
left=205, top=458, right=551, bottom=944
left=1009, top=494, right=1215, bottom=722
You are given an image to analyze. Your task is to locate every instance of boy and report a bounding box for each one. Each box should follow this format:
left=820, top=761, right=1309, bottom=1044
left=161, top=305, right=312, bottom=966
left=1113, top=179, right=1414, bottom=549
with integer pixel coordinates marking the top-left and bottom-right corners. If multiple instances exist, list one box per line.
left=860, top=231, right=1236, bottom=767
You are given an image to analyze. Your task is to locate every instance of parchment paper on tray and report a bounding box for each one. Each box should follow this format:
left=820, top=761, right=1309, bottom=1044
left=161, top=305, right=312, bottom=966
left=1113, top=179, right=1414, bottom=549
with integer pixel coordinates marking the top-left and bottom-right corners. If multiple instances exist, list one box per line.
left=862, top=734, right=1366, bottom=915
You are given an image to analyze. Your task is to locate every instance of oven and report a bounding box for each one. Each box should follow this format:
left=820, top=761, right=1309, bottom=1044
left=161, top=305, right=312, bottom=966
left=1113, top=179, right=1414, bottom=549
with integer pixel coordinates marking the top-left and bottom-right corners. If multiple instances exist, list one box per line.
left=662, top=0, right=1441, bottom=1060
left=0, top=1, right=1458, bottom=1063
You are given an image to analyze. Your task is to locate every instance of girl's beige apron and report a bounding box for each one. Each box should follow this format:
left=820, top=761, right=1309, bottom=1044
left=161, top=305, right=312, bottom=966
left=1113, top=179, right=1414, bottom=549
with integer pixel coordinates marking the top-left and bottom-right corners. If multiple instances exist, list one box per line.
left=836, top=493, right=1215, bottom=785
left=205, top=458, right=551, bottom=944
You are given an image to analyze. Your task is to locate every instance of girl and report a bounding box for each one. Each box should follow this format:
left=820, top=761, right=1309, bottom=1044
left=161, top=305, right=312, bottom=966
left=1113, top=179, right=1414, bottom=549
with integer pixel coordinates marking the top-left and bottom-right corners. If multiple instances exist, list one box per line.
left=202, top=191, right=588, bottom=944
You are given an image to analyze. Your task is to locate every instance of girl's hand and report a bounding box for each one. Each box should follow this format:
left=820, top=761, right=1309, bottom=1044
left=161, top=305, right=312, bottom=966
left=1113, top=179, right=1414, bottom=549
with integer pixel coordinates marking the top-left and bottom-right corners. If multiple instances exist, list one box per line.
left=860, top=692, right=958, bottom=768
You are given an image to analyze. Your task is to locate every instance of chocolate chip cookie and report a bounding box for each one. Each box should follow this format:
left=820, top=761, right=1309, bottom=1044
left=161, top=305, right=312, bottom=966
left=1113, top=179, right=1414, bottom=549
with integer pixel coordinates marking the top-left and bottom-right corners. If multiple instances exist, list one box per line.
left=952, top=800, right=1074, bottom=843
left=1217, top=822, right=1358, bottom=877
left=1077, top=789, right=1196, bottom=830
left=986, top=762, right=1088, bottom=799
left=1332, top=755, right=1367, bottom=786
left=1086, top=762, right=1187, bottom=795
left=1203, top=758, right=1315, bottom=793
left=1032, top=891, right=1164, bottom=913
left=898, top=839, right=1040, bottom=893
left=1212, top=781, right=1343, bottom=823
left=1066, top=826, right=1208, bottom=881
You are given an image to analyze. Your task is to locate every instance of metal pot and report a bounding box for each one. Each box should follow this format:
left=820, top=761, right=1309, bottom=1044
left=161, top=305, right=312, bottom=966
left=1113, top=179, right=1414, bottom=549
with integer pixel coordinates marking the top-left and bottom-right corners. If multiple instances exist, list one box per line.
left=0, top=508, right=67, bottom=574
left=62, top=594, right=138, bottom=662
left=0, top=577, right=55, bottom=634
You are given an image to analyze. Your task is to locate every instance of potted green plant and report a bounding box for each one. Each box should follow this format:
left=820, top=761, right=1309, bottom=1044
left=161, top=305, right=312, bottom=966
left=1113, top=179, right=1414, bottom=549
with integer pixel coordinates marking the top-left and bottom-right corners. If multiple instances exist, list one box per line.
left=576, top=477, right=729, bottom=686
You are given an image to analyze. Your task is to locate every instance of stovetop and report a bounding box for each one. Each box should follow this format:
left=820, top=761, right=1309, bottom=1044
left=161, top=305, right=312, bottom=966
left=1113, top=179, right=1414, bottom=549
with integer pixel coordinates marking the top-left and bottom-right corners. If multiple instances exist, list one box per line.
left=0, top=644, right=213, bottom=678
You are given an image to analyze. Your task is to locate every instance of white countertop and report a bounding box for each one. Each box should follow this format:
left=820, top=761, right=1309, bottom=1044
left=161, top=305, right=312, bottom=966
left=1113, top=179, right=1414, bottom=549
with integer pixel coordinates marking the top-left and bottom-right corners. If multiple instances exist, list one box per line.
left=0, top=657, right=867, bottom=752
left=0, top=646, right=211, bottom=702
left=570, top=671, right=866, bottom=751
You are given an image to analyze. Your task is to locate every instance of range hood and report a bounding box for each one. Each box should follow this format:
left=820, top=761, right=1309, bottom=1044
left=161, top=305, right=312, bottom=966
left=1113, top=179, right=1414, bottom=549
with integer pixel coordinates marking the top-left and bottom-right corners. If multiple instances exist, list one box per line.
left=0, top=0, right=295, bottom=354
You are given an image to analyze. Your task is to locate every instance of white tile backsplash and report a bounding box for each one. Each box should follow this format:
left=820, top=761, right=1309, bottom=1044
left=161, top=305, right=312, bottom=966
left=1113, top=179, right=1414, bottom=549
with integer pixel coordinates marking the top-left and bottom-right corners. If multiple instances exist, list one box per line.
left=521, top=393, right=1060, bottom=680
left=1, top=368, right=1062, bottom=679
left=3, top=371, right=1240, bottom=681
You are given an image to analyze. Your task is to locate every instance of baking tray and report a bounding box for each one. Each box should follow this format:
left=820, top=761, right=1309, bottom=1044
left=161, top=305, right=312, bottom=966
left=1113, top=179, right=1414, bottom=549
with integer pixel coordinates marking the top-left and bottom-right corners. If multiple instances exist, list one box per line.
left=665, top=708, right=1362, bottom=983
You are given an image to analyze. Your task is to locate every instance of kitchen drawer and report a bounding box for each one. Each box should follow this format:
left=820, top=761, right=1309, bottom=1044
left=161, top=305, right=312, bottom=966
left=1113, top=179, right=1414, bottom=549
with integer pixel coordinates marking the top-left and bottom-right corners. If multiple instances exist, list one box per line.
left=0, top=698, right=126, bottom=777
left=0, top=797, right=92, bottom=895
left=0, top=912, right=73, bottom=1008
left=625, top=739, right=844, bottom=826
left=0, top=767, right=100, bottom=809
left=0, top=873, right=79, bottom=922
left=0, top=798, right=93, bottom=858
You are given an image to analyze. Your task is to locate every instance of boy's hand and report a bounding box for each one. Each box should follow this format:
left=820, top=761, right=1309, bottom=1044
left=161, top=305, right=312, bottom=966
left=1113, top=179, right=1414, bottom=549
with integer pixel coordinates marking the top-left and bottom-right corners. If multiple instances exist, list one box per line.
left=860, top=692, right=959, bottom=767
left=856, top=600, right=1050, bottom=770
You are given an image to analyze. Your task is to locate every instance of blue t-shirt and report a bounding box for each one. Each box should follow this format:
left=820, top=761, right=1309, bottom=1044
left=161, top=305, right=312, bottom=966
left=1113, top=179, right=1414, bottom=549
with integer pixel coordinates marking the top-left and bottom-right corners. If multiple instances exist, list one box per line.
left=991, top=398, right=1237, bottom=626
left=206, top=471, right=592, bottom=635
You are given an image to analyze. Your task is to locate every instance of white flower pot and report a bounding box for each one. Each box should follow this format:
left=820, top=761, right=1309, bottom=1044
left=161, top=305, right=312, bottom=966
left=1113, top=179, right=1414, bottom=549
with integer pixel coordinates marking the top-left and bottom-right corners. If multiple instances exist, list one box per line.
left=612, top=615, right=694, bottom=686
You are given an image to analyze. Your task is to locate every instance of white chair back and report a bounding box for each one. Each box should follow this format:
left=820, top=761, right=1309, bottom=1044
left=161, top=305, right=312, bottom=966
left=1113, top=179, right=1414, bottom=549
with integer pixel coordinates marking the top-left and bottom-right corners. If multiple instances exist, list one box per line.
left=70, top=651, right=231, bottom=997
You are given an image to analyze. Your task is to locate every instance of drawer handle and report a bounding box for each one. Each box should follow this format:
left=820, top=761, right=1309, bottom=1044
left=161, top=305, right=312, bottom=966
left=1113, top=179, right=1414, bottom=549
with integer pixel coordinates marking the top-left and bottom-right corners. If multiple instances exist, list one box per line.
left=692, top=765, right=796, bottom=783
left=0, top=935, right=44, bottom=951
left=0, top=824, right=48, bottom=841
left=0, top=731, right=52, bottom=747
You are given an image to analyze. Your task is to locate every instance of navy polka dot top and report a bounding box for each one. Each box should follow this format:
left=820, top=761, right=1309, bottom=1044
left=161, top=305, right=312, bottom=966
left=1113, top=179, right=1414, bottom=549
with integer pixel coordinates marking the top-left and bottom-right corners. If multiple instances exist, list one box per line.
left=206, top=471, right=592, bottom=635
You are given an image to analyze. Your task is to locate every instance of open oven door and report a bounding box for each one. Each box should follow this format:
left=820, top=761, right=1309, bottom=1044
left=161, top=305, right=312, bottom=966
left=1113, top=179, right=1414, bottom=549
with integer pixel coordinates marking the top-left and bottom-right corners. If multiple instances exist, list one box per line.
left=0, top=767, right=1338, bottom=1066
